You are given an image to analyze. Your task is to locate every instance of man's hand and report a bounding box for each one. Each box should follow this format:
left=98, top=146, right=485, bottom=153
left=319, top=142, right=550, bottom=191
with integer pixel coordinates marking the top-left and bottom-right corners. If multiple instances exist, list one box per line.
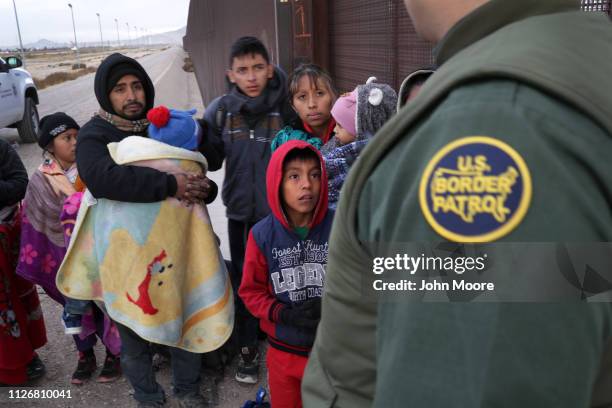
left=173, top=173, right=213, bottom=204
left=174, top=173, right=189, bottom=201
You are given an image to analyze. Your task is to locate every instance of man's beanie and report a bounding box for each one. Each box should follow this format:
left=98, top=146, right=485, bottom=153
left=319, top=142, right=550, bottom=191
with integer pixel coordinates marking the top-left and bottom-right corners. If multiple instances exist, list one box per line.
left=330, top=89, right=357, bottom=137
left=38, top=112, right=80, bottom=149
left=106, top=62, right=146, bottom=96
left=147, top=106, right=199, bottom=150
left=94, top=53, right=155, bottom=117
left=355, top=77, right=398, bottom=141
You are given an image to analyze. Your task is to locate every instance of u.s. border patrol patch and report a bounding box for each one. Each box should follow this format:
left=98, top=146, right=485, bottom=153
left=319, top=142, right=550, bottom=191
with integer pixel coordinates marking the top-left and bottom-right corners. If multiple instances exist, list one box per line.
left=419, top=136, right=531, bottom=242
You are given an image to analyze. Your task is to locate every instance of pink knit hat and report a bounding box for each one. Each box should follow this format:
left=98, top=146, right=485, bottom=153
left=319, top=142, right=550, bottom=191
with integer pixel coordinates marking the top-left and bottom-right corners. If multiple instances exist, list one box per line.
left=331, top=89, right=357, bottom=137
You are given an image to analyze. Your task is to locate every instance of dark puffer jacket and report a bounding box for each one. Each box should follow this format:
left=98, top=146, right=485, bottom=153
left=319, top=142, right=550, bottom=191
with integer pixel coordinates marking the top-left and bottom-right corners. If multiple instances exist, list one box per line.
left=202, top=66, right=295, bottom=223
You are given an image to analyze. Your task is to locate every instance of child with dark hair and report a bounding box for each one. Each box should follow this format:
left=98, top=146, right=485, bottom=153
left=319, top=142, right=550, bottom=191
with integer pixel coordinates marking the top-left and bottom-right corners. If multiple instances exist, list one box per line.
left=286, top=63, right=337, bottom=145
left=228, top=36, right=271, bottom=67
left=17, top=112, right=121, bottom=385
left=269, top=64, right=337, bottom=157
left=239, top=140, right=332, bottom=407
left=203, top=35, right=295, bottom=383
left=325, top=77, right=398, bottom=209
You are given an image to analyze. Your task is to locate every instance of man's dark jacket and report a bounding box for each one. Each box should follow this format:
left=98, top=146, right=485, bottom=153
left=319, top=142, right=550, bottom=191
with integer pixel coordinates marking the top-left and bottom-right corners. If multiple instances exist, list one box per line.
left=77, top=53, right=217, bottom=203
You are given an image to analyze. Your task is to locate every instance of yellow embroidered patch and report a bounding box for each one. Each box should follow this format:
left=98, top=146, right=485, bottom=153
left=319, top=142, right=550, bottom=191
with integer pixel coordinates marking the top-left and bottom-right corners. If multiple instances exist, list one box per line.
left=419, top=136, right=532, bottom=242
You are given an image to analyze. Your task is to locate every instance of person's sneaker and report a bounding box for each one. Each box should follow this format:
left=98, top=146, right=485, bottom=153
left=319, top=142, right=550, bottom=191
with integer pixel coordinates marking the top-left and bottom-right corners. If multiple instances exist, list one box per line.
left=62, top=310, right=82, bottom=335
left=26, top=354, right=46, bottom=381
left=235, top=347, right=258, bottom=384
left=177, top=392, right=208, bottom=408
left=71, top=351, right=96, bottom=385
left=96, top=352, right=121, bottom=383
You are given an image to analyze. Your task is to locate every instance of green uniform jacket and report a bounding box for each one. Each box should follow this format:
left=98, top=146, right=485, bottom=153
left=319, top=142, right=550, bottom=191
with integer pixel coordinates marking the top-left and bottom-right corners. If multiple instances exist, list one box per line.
left=303, top=1, right=612, bottom=407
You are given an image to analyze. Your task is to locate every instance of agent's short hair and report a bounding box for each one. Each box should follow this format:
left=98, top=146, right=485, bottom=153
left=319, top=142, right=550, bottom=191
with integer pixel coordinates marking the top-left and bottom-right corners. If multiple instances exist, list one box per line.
left=229, top=36, right=270, bottom=66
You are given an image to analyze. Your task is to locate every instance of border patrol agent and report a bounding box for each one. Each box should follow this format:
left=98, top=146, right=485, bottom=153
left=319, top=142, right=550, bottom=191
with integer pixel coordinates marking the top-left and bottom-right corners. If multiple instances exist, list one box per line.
left=303, top=0, right=612, bottom=407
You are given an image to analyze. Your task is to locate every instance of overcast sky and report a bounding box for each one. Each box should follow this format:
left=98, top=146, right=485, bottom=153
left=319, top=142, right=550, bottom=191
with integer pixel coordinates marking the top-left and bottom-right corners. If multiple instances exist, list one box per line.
left=1, top=0, right=190, bottom=47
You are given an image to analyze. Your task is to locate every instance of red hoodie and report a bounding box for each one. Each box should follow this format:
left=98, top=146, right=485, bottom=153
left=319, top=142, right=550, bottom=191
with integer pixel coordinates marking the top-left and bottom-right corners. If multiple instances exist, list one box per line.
left=239, top=140, right=334, bottom=355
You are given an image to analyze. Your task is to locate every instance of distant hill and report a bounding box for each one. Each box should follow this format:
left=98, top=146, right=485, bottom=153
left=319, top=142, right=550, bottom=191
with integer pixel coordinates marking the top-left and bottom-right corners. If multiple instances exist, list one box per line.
left=0, top=27, right=186, bottom=50
left=141, top=27, right=186, bottom=46
left=0, top=38, right=68, bottom=51
left=25, top=38, right=69, bottom=49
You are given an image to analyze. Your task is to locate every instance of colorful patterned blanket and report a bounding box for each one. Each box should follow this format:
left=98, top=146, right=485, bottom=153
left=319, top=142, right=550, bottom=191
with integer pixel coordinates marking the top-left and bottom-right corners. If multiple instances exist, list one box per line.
left=57, top=136, right=233, bottom=353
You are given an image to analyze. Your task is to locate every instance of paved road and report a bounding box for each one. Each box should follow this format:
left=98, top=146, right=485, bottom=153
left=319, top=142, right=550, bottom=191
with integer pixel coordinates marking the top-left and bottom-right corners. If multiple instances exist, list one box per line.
left=1, top=46, right=229, bottom=259
left=0, top=47, right=266, bottom=407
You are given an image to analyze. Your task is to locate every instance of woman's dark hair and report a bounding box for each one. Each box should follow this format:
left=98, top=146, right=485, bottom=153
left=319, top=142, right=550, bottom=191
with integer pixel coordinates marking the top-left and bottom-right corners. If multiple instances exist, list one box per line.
left=288, top=63, right=337, bottom=102
left=229, top=36, right=270, bottom=66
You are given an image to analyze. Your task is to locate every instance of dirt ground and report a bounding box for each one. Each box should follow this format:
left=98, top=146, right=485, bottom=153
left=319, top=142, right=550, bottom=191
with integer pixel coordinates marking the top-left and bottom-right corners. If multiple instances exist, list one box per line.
left=0, top=290, right=269, bottom=408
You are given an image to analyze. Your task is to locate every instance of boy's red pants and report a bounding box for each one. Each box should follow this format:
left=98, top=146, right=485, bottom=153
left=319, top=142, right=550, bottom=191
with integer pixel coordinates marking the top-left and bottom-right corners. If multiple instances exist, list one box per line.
left=266, top=346, right=308, bottom=408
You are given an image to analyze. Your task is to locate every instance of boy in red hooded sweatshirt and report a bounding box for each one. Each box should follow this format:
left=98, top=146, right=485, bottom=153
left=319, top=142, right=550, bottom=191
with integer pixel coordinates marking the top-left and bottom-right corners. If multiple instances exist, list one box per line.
left=239, top=140, right=333, bottom=407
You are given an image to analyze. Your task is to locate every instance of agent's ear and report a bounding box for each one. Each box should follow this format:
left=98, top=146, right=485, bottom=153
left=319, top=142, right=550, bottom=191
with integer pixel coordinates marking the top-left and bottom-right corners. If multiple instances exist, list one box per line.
left=267, top=64, right=274, bottom=79
left=227, top=69, right=236, bottom=84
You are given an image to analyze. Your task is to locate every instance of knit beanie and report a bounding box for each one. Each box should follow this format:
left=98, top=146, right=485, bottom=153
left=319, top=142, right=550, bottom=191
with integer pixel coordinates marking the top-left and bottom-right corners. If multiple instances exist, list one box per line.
left=106, top=62, right=146, bottom=96
left=147, top=106, right=199, bottom=150
left=38, top=112, right=80, bottom=149
left=355, top=77, right=398, bottom=141
left=94, top=53, right=155, bottom=118
left=330, top=89, right=357, bottom=137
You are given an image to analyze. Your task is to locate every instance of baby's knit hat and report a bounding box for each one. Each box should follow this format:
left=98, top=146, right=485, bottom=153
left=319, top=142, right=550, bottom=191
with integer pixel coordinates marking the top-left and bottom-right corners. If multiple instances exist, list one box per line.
left=147, top=106, right=199, bottom=150
left=330, top=89, right=357, bottom=137
left=355, top=77, right=397, bottom=141
left=331, top=77, right=398, bottom=141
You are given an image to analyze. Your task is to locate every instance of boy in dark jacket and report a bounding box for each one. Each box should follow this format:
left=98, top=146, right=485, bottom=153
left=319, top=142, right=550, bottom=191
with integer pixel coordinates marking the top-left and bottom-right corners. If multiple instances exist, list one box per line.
left=239, top=140, right=333, bottom=408
left=203, top=36, right=294, bottom=382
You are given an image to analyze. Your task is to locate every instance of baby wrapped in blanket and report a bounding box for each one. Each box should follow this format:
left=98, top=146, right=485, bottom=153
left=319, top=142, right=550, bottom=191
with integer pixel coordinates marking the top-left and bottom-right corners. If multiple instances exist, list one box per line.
left=57, top=106, right=233, bottom=353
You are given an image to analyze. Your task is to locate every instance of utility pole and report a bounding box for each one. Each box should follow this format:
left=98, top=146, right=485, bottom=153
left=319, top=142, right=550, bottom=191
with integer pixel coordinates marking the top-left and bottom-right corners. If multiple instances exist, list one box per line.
left=126, top=22, right=131, bottom=47
left=68, top=3, right=80, bottom=67
left=114, top=18, right=120, bottom=47
left=96, top=13, right=104, bottom=49
left=11, top=0, right=25, bottom=65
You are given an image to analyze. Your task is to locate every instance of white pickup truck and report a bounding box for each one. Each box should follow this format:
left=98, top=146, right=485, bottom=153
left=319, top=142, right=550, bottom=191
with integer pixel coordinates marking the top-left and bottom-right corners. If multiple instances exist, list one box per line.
left=0, top=55, right=39, bottom=143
